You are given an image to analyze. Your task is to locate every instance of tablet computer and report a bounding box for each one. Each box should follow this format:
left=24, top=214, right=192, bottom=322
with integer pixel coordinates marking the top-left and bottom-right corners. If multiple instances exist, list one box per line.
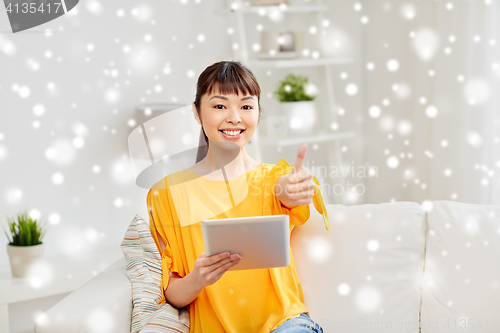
left=201, top=215, right=290, bottom=271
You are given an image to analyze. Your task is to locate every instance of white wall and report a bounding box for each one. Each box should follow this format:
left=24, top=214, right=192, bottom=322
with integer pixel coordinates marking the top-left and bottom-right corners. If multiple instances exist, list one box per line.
left=1, top=0, right=498, bottom=331
left=2, top=0, right=498, bottom=268
left=240, top=0, right=365, bottom=205
left=361, top=0, right=499, bottom=205
left=0, top=0, right=235, bottom=266
left=0, top=0, right=366, bottom=272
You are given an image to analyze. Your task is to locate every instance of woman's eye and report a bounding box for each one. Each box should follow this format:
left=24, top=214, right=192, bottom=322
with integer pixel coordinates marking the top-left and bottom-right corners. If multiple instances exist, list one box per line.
left=214, top=105, right=253, bottom=110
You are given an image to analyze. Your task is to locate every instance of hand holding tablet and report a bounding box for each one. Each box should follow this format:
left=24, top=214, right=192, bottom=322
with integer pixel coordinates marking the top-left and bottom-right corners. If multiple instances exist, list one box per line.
left=190, top=251, right=242, bottom=289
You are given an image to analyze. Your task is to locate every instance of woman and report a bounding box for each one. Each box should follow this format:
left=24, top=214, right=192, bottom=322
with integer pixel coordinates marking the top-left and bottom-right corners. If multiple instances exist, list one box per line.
left=148, top=60, right=330, bottom=332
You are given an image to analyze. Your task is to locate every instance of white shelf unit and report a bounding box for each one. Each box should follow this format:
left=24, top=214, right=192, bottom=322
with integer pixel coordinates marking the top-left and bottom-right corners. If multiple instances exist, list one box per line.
left=247, top=56, right=354, bottom=68
left=218, top=4, right=329, bottom=13
left=223, top=0, right=355, bottom=204
left=259, top=131, right=355, bottom=147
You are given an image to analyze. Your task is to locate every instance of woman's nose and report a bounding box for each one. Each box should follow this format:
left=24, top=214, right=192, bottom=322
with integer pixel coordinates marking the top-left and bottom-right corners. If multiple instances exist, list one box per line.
left=226, top=108, right=242, bottom=123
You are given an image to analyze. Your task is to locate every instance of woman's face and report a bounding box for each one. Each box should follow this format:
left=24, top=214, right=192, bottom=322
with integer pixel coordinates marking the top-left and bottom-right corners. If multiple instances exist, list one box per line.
left=193, top=88, right=260, bottom=150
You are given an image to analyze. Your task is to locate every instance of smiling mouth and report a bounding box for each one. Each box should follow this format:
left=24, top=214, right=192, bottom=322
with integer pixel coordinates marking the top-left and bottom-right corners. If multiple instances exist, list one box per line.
left=219, top=129, right=245, bottom=136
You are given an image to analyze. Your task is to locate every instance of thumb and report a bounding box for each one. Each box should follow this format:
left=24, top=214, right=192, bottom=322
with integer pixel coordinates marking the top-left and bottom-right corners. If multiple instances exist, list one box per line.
left=292, top=143, right=307, bottom=174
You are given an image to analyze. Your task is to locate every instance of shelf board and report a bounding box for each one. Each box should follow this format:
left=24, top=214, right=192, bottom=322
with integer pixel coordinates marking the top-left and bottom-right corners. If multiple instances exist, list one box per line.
left=228, top=4, right=329, bottom=13
left=248, top=56, right=354, bottom=68
left=258, top=131, right=356, bottom=147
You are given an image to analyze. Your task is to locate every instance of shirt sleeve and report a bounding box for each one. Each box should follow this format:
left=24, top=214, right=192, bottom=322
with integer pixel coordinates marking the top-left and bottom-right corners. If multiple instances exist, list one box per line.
left=263, top=158, right=331, bottom=231
left=147, top=180, right=187, bottom=306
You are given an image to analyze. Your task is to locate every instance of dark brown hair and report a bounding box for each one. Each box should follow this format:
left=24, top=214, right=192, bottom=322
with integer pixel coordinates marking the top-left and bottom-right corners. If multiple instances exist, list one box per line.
left=193, top=60, right=262, bottom=163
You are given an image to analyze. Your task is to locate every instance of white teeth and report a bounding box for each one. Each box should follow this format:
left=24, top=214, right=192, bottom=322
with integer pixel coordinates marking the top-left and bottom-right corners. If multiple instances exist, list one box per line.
left=222, top=130, right=242, bottom=136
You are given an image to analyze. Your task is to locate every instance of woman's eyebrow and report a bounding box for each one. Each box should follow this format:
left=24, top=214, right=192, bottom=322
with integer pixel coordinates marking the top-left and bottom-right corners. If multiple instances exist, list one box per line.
left=209, top=95, right=255, bottom=101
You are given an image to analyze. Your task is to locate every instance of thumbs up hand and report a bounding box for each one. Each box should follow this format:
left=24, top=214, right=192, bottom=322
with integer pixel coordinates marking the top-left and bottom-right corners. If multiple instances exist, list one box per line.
left=275, top=144, right=316, bottom=209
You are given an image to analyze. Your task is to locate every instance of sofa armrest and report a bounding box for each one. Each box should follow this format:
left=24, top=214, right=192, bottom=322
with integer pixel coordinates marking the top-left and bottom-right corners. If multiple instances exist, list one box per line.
left=35, top=256, right=132, bottom=333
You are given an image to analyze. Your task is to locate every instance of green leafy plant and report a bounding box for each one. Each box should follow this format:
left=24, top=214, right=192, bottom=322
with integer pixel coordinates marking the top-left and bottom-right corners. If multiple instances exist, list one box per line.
left=3, top=210, right=49, bottom=246
left=274, top=73, right=319, bottom=102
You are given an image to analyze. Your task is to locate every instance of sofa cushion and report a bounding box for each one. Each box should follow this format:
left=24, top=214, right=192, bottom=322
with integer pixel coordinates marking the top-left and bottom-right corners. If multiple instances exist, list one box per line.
left=33, top=256, right=133, bottom=333
left=120, top=214, right=189, bottom=332
left=291, top=202, right=426, bottom=333
left=421, top=201, right=500, bottom=333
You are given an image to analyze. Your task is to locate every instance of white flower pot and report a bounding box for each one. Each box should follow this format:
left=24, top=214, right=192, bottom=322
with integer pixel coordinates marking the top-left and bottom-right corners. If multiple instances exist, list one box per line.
left=279, top=101, right=317, bottom=135
left=7, top=243, right=44, bottom=278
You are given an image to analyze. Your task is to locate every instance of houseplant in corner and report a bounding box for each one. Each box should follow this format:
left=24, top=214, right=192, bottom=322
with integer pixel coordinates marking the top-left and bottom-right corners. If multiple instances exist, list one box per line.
left=4, top=209, right=49, bottom=278
left=274, top=73, right=319, bottom=135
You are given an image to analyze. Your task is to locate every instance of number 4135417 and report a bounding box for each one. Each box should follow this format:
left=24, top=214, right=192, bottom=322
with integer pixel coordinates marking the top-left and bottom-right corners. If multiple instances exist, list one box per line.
left=5, top=2, right=62, bottom=14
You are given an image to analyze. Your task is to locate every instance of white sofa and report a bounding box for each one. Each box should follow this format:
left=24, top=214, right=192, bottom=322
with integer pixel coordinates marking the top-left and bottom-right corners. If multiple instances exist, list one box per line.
left=35, top=200, right=500, bottom=333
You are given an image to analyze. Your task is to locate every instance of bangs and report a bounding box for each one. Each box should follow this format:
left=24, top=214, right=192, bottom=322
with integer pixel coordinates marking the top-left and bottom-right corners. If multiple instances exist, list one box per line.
left=204, top=63, right=260, bottom=98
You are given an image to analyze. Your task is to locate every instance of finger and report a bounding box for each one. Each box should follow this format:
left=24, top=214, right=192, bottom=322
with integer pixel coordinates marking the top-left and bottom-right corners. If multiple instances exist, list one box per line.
left=206, top=253, right=239, bottom=271
left=296, top=192, right=315, bottom=202
left=207, top=257, right=232, bottom=271
left=208, top=251, right=230, bottom=265
left=214, top=259, right=240, bottom=278
left=287, top=189, right=315, bottom=200
left=209, top=261, right=234, bottom=281
left=284, top=180, right=312, bottom=196
left=287, top=182, right=315, bottom=193
left=288, top=171, right=312, bottom=184
left=291, top=143, right=307, bottom=174
left=213, top=253, right=240, bottom=265
left=285, top=181, right=314, bottom=195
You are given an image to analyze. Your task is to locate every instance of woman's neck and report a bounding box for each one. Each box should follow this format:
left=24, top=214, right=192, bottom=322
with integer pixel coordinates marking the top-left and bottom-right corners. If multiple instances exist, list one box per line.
left=189, top=143, right=261, bottom=178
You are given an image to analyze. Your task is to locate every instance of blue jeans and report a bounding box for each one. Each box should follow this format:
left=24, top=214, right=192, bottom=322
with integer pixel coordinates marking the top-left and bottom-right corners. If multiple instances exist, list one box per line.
left=270, top=312, right=324, bottom=333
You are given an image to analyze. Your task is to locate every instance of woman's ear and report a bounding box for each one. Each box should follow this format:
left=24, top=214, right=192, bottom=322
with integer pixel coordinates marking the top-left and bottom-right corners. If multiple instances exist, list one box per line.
left=192, top=103, right=202, bottom=126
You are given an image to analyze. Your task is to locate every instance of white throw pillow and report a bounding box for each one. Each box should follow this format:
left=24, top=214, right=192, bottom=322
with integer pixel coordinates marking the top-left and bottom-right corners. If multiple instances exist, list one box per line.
left=421, top=201, right=500, bottom=333
left=291, top=202, right=426, bottom=333
left=120, top=214, right=190, bottom=333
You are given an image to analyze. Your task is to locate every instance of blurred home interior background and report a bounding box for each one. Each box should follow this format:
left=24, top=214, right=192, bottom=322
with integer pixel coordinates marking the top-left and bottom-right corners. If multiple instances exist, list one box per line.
left=0, top=0, right=499, bottom=332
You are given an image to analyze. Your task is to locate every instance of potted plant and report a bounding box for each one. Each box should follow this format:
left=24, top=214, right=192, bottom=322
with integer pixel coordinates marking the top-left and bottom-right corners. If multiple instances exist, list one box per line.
left=274, top=73, right=319, bottom=135
left=3, top=209, right=49, bottom=278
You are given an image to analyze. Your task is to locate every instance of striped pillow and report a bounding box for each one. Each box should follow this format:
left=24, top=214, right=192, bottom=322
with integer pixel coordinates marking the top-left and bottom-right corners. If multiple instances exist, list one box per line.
left=120, top=214, right=190, bottom=333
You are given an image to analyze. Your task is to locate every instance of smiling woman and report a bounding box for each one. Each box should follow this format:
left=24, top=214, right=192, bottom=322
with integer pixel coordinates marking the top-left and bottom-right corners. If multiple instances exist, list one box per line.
left=147, top=60, right=327, bottom=333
